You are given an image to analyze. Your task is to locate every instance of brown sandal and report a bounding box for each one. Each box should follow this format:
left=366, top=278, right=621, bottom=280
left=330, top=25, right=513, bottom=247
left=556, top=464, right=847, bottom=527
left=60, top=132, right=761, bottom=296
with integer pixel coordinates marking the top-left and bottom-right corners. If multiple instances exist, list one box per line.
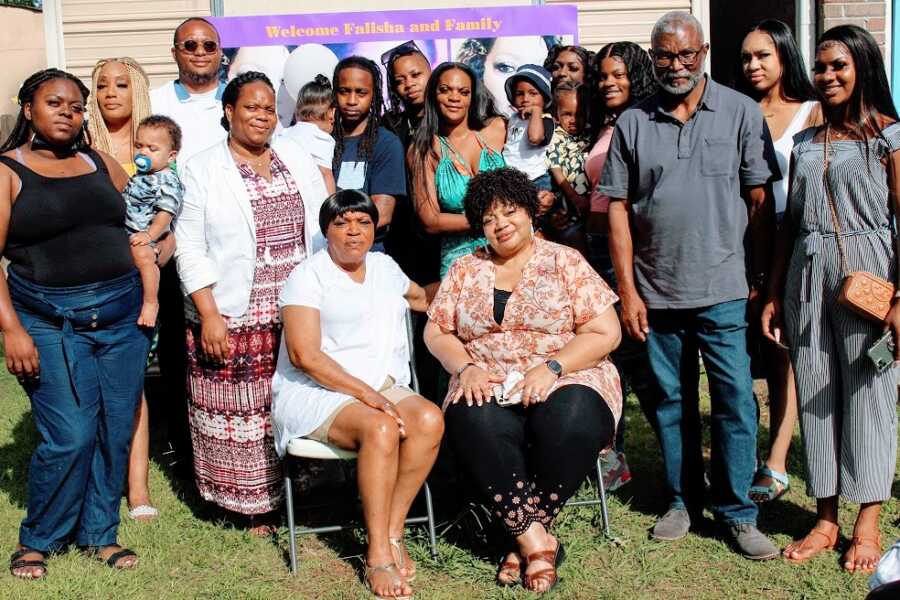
left=496, top=553, right=522, bottom=587
left=523, top=542, right=565, bottom=594
left=783, top=526, right=839, bottom=564
left=843, top=534, right=882, bottom=573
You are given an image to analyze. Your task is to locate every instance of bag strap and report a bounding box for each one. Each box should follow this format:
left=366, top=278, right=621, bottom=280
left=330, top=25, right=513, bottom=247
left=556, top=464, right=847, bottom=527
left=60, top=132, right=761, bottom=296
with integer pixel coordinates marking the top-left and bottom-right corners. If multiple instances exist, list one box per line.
left=822, top=124, right=852, bottom=277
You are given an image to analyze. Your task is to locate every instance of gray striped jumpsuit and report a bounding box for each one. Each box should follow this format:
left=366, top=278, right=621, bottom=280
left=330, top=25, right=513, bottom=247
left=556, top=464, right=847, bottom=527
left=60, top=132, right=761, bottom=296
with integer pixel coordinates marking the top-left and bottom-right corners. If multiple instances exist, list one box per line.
left=784, top=123, right=900, bottom=503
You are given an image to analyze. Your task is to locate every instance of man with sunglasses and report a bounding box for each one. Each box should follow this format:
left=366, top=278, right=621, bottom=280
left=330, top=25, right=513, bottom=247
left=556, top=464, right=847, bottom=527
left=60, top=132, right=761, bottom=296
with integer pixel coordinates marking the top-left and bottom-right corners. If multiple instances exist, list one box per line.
left=600, top=11, right=780, bottom=560
left=150, top=17, right=227, bottom=164
left=149, top=17, right=228, bottom=481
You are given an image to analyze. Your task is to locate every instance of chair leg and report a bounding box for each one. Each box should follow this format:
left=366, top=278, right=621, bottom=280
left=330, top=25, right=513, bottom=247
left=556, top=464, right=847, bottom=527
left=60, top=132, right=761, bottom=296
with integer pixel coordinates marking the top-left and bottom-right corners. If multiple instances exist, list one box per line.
left=423, top=482, right=438, bottom=559
left=595, top=458, right=610, bottom=538
left=284, top=460, right=299, bottom=574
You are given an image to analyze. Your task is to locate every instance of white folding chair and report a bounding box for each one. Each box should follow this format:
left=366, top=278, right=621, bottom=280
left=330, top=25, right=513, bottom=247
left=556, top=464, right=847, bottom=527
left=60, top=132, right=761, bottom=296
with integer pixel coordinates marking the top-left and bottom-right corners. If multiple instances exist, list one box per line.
left=282, top=310, right=438, bottom=574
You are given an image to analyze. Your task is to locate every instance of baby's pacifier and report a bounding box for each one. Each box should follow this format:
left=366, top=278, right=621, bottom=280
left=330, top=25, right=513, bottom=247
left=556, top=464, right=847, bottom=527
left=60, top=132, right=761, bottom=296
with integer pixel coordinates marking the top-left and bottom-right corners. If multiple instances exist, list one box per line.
left=134, top=154, right=153, bottom=174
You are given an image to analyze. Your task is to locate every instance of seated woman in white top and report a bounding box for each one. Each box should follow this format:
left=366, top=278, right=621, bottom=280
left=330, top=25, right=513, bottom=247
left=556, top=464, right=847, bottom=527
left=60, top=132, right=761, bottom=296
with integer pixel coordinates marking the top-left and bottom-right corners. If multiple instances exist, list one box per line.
left=272, top=189, right=443, bottom=600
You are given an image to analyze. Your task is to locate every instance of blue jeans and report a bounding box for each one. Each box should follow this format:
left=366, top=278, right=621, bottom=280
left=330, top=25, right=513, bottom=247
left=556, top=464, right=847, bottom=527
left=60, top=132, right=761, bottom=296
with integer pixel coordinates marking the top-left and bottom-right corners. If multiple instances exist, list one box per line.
left=646, top=299, right=758, bottom=525
left=8, top=269, right=151, bottom=552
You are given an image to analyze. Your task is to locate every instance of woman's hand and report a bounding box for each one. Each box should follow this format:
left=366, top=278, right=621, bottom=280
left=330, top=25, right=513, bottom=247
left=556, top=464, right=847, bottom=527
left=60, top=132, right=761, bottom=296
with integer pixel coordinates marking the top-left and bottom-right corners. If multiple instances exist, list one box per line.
left=885, top=300, right=900, bottom=362
left=4, top=325, right=39, bottom=378
left=761, top=298, right=784, bottom=346
left=200, top=313, right=230, bottom=363
left=360, top=389, right=408, bottom=438
left=454, top=365, right=505, bottom=407
left=508, top=363, right=559, bottom=407
left=130, top=231, right=153, bottom=246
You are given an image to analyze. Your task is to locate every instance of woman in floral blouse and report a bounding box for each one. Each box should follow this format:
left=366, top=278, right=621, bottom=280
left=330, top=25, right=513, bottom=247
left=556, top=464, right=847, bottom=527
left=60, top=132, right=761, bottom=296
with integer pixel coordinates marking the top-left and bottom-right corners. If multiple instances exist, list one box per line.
left=424, top=167, right=622, bottom=594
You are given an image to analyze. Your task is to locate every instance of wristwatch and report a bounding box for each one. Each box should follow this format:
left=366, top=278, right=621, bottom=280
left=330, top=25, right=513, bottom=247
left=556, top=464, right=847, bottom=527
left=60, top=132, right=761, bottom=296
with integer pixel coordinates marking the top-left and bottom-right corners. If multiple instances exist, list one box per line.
left=545, top=359, right=563, bottom=378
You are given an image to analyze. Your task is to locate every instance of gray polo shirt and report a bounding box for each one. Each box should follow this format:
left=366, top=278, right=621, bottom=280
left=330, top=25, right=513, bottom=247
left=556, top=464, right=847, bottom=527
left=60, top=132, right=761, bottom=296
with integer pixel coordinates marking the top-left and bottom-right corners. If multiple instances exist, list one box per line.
left=598, top=76, right=780, bottom=310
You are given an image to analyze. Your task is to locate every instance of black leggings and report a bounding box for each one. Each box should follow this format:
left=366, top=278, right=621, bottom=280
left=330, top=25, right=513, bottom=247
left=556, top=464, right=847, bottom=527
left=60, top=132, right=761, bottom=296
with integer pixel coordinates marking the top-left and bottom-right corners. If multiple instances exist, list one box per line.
left=445, top=384, right=615, bottom=537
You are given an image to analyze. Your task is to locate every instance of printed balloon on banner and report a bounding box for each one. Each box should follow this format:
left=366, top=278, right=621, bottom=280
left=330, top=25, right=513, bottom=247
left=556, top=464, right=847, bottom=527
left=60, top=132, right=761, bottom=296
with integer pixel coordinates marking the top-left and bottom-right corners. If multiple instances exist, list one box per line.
left=283, top=44, right=340, bottom=100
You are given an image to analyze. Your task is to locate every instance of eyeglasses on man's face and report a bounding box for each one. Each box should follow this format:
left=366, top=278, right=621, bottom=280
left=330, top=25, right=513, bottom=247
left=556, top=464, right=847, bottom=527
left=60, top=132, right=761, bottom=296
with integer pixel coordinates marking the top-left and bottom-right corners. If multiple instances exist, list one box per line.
left=650, top=45, right=707, bottom=68
left=174, top=39, right=219, bottom=55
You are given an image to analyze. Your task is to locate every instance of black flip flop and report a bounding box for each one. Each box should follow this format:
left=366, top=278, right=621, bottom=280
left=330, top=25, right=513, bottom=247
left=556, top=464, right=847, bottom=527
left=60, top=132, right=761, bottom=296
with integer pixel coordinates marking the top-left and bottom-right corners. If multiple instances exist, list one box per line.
left=9, top=547, right=47, bottom=580
left=82, top=546, right=138, bottom=569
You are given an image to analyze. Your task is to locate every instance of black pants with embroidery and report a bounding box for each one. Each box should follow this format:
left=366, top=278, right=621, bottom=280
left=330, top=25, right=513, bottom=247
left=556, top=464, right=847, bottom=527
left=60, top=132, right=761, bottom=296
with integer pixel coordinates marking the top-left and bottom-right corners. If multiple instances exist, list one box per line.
left=445, top=384, right=614, bottom=537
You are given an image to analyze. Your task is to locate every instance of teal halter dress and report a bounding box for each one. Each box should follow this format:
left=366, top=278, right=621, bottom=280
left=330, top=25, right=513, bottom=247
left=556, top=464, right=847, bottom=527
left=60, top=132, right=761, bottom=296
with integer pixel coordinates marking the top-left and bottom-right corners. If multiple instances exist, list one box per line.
left=435, top=133, right=506, bottom=278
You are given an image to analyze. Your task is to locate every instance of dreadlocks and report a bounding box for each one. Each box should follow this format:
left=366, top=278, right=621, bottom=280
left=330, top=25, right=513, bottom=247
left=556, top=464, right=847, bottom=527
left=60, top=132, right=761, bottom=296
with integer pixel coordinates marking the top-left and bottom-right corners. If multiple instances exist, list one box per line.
left=87, top=57, right=152, bottom=157
left=332, top=56, right=384, bottom=175
left=0, top=68, right=92, bottom=153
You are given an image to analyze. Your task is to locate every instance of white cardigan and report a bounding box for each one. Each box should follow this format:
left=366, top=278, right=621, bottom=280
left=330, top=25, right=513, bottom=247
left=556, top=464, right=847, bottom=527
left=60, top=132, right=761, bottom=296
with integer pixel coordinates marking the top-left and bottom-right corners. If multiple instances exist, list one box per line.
left=174, top=137, right=327, bottom=317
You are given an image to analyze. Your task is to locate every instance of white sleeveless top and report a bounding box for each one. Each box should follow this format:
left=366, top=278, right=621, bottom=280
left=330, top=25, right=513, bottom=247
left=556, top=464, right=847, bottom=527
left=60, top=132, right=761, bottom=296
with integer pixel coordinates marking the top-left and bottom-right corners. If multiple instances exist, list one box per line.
left=772, top=100, right=817, bottom=215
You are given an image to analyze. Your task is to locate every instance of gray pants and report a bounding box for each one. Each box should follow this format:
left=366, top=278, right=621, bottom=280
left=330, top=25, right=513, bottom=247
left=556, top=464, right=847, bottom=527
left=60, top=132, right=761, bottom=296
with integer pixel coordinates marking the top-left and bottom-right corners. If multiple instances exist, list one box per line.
left=785, top=230, right=898, bottom=503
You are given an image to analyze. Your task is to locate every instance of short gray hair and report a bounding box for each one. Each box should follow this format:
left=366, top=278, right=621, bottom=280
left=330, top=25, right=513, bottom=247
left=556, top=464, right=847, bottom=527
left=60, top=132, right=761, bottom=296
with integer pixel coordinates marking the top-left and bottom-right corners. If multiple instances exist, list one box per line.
left=651, top=11, right=704, bottom=45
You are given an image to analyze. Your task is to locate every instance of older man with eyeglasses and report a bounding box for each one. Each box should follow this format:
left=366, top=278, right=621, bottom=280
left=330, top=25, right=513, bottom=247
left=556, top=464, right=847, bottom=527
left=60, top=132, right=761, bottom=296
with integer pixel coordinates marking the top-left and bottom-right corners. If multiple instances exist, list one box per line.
left=150, top=17, right=227, bottom=164
left=599, top=11, right=781, bottom=559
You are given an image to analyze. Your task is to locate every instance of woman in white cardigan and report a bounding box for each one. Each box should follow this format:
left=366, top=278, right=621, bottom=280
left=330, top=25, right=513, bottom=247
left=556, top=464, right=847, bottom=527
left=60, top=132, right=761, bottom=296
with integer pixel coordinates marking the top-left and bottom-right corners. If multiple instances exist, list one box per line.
left=174, top=71, right=327, bottom=534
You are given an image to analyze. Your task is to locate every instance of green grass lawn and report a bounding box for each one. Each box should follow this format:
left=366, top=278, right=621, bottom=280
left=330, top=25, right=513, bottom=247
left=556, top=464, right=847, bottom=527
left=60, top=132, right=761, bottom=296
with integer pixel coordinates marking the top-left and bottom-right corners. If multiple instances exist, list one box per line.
left=0, top=365, right=896, bottom=599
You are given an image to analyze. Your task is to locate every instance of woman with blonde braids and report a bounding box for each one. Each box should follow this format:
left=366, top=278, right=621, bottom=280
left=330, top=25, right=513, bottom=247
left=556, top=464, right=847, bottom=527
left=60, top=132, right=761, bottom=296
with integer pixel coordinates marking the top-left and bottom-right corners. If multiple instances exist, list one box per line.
left=88, top=58, right=152, bottom=175
left=88, top=57, right=168, bottom=523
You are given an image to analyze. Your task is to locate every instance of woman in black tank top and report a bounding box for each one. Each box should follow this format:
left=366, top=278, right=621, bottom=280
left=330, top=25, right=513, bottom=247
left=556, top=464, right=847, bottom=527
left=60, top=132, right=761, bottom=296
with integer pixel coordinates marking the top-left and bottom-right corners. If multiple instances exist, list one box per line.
left=0, top=69, right=152, bottom=578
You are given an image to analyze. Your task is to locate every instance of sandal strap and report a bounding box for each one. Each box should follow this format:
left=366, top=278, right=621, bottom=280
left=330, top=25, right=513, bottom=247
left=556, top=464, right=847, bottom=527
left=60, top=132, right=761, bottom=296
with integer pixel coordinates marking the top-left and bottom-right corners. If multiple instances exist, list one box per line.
left=10, top=559, right=47, bottom=569
left=365, top=562, right=399, bottom=576
left=807, top=527, right=839, bottom=546
left=526, top=549, right=558, bottom=565
left=105, top=548, right=137, bottom=568
left=9, top=548, right=46, bottom=563
left=757, top=466, right=790, bottom=488
left=851, top=535, right=882, bottom=547
left=388, top=538, right=406, bottom=569
left=524, top=567, right=558, bottom=588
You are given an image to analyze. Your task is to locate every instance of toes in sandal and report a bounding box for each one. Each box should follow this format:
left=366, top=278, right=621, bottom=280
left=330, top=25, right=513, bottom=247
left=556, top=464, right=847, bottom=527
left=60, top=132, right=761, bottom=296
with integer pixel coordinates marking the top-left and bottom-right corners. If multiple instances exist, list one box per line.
left=523, top=542, right=566, bottom=594
left=365, top=562, right=411, bottom=600
left=9, top=547, right=47, bottom=580
left=749, top=467, right=790, bottom=503
left=388, top=537, right=416, bottom=583
left=783, top=527, right=838, bottom=564
left=83, top=546, right=139, bottom=570
left=844, top=535, right=882, bottom=574
left=496, top=554, right=522, bottom=587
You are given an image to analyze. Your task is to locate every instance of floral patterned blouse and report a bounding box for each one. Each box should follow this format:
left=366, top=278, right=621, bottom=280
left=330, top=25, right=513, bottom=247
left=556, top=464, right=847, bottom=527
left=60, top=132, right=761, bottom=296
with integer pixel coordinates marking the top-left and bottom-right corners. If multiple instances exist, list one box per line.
left=545, top=125, right=592, bottom=199
left=427, top=237, right=623, bottom=422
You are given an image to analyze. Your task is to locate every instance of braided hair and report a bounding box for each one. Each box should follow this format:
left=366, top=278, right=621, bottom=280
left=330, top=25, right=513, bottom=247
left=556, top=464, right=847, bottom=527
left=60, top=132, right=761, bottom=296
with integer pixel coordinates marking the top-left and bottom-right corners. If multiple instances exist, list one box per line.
left=219, top=71, right=275, bottom=131
left=1, top=68, right=92, bottom=153
left=332, top=56, right=384, bottom=175
left=590, top=42, right=658, bottom=139
left=87, top=57, right=152, bottom=156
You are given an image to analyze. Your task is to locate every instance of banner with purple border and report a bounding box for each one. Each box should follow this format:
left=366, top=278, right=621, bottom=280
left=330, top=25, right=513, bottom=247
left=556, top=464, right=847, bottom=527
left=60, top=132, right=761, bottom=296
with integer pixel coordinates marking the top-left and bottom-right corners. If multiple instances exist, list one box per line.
left=210, top=6, right=577, bottom=47
left=212, top=6, right=577, bottom=122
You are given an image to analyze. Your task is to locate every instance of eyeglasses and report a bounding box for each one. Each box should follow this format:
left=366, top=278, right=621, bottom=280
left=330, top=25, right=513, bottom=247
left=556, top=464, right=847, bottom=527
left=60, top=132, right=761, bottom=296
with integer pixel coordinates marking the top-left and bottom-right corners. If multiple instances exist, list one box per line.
left=380, top=40, right=423, bottom=67
left=650, top=45, right=707, bottom=68
left=174, top=39, right=219, bottom=55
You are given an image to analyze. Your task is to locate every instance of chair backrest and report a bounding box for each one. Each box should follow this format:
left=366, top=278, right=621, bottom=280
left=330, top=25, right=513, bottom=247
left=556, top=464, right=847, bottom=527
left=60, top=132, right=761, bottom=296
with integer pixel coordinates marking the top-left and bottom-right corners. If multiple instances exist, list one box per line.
left=404, top=309, right=420, bottom=394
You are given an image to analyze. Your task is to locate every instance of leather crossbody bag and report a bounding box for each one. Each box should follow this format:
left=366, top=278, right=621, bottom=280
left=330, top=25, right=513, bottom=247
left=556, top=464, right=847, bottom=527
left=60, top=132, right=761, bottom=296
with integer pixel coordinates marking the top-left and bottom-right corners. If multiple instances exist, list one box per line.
left=822, top=125, right=896, bottom=322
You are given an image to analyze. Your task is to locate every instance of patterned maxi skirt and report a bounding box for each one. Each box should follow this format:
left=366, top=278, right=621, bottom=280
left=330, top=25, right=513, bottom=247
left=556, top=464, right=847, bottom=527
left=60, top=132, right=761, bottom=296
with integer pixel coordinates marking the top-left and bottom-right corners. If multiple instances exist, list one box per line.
left=184, top=154, right=310, bottom=514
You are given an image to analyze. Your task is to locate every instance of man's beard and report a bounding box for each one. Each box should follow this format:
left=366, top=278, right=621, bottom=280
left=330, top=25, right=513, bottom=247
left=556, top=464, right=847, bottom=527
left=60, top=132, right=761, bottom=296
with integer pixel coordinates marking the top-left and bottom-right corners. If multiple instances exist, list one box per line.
left=655, top=68, right=703, bottom=96
left=182, top=68, right=219, bottom=86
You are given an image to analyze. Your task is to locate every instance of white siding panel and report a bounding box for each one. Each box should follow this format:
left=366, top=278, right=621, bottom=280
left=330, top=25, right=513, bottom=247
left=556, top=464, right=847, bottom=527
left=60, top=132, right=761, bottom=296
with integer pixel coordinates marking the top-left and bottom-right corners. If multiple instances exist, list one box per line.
left=61, top=0, right=211, bottom=88
left=546, top=0, right=691, bottom=50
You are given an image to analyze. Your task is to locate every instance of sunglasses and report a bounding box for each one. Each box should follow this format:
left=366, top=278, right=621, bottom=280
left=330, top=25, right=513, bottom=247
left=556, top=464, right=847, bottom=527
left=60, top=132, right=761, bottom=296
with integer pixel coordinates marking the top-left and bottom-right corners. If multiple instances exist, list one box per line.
left=380, top=40, right=423, bottom=67
left=174, top=39, right=219, bottom=54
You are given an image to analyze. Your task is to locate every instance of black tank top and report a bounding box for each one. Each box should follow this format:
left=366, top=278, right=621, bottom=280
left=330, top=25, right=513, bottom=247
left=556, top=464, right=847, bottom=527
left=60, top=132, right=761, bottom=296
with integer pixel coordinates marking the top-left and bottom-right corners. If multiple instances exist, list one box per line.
left=0, top=149, right=134, bottom=286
